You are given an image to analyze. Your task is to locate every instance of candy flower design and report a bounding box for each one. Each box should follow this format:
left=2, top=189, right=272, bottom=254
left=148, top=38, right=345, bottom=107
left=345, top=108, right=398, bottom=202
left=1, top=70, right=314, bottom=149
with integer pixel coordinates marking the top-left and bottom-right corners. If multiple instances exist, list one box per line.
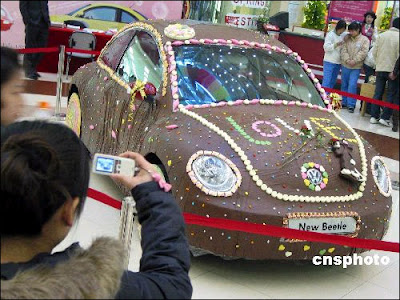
left=252, top=120, right=282, bottom=138
left=301, top=162, right=328, bottom=191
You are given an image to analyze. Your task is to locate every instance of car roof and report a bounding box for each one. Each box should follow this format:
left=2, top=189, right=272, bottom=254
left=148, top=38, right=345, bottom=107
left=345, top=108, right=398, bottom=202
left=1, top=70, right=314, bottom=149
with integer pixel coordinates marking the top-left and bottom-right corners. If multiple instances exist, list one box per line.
left=137, top=19, right=289, bottom=50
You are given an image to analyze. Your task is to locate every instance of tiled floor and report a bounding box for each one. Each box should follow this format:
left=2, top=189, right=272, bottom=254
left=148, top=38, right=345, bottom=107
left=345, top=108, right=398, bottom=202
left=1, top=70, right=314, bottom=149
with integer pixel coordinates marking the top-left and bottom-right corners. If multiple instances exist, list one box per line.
left=22, top=73, right=400, bottom=299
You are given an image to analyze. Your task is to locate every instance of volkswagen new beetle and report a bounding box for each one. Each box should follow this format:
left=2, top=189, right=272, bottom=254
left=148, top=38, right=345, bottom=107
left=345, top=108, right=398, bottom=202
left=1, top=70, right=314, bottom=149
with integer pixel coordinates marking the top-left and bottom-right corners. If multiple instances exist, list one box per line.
left=66, top=20, right=393, bottom=260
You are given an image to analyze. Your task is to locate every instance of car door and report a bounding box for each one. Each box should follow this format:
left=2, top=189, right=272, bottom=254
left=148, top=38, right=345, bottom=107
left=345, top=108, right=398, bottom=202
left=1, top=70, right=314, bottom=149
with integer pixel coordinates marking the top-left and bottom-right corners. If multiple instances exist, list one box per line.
left=117, top=9, right=139, bottom=24
left=78, top=28, right=136, bottom=155
left=79, top=6, right=118, bottom=30
left=106, top=29, right=164, bottom=156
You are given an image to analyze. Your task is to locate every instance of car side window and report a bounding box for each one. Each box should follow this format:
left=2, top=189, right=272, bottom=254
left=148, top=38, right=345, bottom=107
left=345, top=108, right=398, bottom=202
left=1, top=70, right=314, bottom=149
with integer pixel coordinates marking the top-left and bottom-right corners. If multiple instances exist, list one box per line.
left=101, top=29, right=136, bottom=71
left=121, top=11, right=137, bottom=23
left=83, top=7, right=117, bottom=22
left=117, top=31, right=162, bottom=90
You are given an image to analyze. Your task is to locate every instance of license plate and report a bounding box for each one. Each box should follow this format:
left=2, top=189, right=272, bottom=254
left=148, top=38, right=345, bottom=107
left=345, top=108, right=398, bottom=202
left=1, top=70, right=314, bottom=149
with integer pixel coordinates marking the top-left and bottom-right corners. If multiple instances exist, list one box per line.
left=288, top=217, right=357, bottom=234
left=283, top=212, right=361, bottom=242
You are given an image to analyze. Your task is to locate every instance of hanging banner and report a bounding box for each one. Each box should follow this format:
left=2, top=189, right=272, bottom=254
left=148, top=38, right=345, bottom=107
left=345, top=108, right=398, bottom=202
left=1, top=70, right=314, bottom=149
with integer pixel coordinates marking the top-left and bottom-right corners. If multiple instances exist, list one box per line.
left=225, top=13, right=258, bottom=29
left=231, top=1, right=268, bottom=9
left=328, top=1, right=375, bottom=22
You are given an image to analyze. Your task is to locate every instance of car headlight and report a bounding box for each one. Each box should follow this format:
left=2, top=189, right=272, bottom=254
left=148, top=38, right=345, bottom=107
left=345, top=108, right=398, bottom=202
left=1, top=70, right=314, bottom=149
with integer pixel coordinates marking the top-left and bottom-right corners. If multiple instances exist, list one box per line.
left=371, top=156, right=391, bottom=197
left=187, top=151, right=242, bottom=196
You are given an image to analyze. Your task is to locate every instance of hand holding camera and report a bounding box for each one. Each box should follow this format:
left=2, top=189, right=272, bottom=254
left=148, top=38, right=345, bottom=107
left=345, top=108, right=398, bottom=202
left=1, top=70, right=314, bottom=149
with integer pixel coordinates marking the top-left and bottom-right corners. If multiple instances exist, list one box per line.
left=107, top=152, right=157, bottom=190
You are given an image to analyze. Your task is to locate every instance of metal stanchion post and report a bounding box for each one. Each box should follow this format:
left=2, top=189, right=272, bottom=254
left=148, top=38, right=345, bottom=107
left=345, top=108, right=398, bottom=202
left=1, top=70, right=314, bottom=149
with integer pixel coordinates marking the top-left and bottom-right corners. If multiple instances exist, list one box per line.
left=54, top=45, right=66, bottom=121
left=119, top=196, right=137, bottom=269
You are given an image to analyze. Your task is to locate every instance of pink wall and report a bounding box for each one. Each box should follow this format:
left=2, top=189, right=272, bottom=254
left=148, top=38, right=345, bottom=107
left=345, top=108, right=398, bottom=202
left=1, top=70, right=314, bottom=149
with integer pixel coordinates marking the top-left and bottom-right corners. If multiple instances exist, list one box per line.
left=1, top=1, right=183, bottom=48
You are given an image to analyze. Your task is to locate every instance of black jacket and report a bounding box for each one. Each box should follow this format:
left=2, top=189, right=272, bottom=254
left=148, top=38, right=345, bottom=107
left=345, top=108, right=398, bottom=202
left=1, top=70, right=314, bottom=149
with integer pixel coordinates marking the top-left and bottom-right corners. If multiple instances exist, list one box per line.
left=393, top=56, right=399, bottom=76
left=19, top=1, right=50, bottom=27
left=1, top=182, right=193, bottom=299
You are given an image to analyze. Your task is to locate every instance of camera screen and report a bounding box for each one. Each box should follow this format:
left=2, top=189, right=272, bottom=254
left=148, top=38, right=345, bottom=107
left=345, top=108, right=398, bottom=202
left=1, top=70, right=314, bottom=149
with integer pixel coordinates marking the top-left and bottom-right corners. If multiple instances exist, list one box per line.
left=96, top=157, right=114, bottom=173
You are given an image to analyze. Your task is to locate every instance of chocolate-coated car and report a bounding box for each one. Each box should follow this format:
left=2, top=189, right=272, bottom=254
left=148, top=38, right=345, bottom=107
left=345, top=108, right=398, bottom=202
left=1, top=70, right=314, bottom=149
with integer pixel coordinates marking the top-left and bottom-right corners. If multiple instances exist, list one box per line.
left=66, top=20, right=393, bottom=260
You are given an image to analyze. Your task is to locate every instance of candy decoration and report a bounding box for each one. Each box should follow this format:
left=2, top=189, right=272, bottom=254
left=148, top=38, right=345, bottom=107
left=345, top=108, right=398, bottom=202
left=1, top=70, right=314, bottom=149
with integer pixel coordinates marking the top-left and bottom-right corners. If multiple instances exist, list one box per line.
left=164, top=23, right=195, bottom=40
left=331, top=139, right=365, bottom=183
left=252, top=121, right=282, bottom=138
left=301, top=162, right=328, bottom=192
left=329, top=93, right=342, bottom=111
left=130, top=79, right=147, bottom=100
left=166, top=124, right=179, bottom=130
left=179, top=106, right=367, bottom=203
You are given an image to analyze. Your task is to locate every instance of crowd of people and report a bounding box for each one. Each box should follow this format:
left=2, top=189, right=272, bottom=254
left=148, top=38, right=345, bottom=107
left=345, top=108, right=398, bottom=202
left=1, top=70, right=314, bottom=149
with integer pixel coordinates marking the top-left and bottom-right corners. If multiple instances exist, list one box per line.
left=322, top=13, right=399, bottom=132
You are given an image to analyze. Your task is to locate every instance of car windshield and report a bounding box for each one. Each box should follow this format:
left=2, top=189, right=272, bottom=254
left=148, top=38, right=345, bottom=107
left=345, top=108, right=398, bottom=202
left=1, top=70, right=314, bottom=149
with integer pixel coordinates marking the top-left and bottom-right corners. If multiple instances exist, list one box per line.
left=174, top=45, right=324, bottom=107
left=67, top=4, right=90, bottom=16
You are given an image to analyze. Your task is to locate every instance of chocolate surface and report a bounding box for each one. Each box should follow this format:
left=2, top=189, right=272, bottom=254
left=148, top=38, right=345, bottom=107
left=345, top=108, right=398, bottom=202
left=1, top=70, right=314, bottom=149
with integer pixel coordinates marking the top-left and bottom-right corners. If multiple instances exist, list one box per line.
left=68, top=20, right=392, bottom=260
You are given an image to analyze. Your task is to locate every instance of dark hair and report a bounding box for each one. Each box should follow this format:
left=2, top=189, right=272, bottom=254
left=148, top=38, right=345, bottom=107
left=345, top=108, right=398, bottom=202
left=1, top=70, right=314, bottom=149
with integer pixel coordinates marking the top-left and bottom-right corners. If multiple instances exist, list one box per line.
left=348, top=21, right=362, bottom=32
left=335, top=19, right=347, bottom=31
left=393, top=17, right=400, bottom=30
left=1, top=46, right=21, bottom=87
left=1, top=121, right=91, bottom=237
left=363, top=11, right=377, bottom=27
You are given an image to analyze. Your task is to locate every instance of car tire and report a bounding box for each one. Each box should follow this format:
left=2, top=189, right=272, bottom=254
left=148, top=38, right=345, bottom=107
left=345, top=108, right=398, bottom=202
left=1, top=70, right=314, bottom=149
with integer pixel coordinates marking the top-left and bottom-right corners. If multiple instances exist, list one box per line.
left=66, top=92, right=82, bottom=137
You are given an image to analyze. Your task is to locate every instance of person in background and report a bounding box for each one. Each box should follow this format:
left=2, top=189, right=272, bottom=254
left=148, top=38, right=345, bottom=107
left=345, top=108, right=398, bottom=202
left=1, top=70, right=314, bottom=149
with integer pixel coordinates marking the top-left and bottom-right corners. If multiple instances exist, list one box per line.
left=340, top=21, right=369, bottom=113
left=1, top=47, right=25, bottom=128
left=359, top=10, right=378, bottom=114
left=361, top=10, right=378, bottom=84
left=1, top=121, right=192, bottom=299
left=19, top=1, right=50, bottom=80
left=363, top=45, right=376, bottom=84
left=322, top=19, right=348, bottom=89
left=389, top=56, right=399, bottom=132
left=370, top=17, right=400, bottom=127
left=361, top=45, right=376, bottom=114
left=361, top=11, right=378, bottom=48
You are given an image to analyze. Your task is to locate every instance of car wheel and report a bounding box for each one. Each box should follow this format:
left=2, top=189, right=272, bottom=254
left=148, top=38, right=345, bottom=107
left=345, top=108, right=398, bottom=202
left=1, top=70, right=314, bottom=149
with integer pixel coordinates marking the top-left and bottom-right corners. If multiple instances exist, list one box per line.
left=66, top=92, right=82, bottom=137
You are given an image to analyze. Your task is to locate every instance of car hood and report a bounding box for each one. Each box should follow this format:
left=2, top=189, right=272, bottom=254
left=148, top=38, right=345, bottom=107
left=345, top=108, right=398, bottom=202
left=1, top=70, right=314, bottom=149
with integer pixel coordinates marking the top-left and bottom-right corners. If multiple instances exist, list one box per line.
left=177, top=101, right=368, bottom=202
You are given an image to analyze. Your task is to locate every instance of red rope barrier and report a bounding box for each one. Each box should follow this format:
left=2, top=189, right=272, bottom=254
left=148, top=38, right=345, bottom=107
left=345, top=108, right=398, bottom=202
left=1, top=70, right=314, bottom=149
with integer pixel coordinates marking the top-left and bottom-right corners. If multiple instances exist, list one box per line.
left=86, top=188, right=399, bottom=253
left=87, top=188, right=122, bottom=210
left=14, top=47, right=100, bottom=56
left=324, top=87, right=400, bottom=111
left=184, top=213, right=399, bottom=253
left=65, top=48, right=101, bottom=55
left=15, top=47, right=59, bottom=54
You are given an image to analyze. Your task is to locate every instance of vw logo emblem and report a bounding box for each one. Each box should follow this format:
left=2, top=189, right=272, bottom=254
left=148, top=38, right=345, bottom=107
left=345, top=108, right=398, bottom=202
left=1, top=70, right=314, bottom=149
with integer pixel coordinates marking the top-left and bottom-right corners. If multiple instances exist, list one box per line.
left=307, top=168, right=323, bottom=185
